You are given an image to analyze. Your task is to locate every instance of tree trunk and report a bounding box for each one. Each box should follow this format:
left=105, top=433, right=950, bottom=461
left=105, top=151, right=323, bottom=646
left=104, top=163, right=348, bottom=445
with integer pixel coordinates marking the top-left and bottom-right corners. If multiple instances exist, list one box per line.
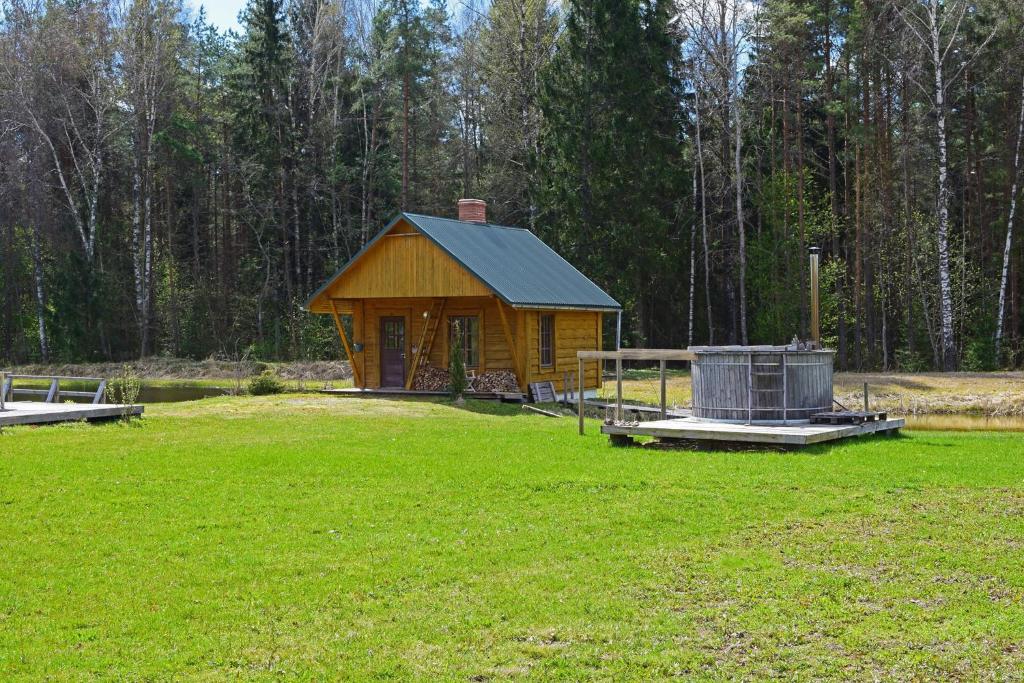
left=995, top=73, right=1024, bottom=359
left=733, top=68, right=747, bottom=345
left=30, top=222, right=49, bottom=362
left=930, top=6, right=956, bottom=370
left=402, top=71, right=410, bottom=211
left=694, top=87, right=713, bottom=344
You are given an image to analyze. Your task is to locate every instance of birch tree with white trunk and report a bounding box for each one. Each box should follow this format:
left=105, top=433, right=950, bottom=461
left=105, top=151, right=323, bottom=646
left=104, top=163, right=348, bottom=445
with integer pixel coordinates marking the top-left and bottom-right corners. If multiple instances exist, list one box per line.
left=892, top=0, right=996, bottom=370
left=121, top=0, right=181, bottom=356
left=8, top=0, right=120, bottom=265
left=675, top=0, right=755, bottom=343
left=995, top=72, right=1024, bottom=360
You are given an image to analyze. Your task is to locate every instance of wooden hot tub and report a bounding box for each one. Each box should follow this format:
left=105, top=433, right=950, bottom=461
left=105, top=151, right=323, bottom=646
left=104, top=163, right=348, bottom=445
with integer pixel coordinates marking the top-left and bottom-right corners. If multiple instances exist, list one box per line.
left=690, top=346, right=834, bottom=423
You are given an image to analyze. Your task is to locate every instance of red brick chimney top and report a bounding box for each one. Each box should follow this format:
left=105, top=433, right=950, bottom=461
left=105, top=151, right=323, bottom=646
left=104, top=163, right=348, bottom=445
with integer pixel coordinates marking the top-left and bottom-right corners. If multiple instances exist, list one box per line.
left=457, top=199, right=487, bottom=224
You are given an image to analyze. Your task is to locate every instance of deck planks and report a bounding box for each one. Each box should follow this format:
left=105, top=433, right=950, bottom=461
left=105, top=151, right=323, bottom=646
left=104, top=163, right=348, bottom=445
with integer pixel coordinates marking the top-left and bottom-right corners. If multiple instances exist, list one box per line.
left=0, top=402, right=143, bottom=427
left=601, top=416, right=904, bottom=446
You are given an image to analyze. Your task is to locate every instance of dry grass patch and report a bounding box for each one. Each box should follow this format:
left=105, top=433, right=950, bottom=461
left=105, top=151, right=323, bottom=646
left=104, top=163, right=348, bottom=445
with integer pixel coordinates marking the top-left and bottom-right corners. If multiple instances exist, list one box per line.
left=597, top=368, right=1024, bottom=417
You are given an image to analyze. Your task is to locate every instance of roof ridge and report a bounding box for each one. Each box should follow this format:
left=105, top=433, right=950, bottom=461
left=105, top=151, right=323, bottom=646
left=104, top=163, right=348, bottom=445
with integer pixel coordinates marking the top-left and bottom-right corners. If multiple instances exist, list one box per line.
left=402, top=212, right=530, bottom=233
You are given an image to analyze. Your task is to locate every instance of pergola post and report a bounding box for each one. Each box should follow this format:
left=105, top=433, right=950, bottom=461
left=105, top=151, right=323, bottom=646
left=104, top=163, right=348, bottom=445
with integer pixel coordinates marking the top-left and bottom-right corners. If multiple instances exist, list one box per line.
left=577, top=357, right=585, bottom=436
left=330, top=299, right=362, bottom=388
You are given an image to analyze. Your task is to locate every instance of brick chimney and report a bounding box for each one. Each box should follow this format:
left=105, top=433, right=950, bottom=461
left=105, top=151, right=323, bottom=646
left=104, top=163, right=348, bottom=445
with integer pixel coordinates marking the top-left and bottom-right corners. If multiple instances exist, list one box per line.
left=457, top=199, right=487, bottom=224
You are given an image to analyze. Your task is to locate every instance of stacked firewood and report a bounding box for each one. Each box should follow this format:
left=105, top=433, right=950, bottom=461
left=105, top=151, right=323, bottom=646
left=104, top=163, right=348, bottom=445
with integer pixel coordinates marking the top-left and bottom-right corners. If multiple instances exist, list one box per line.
left=471, top=370, right=519, bottom=393
left=413, top=367, right=520, bottom=393
left=413, top=366, right=450, bottom=391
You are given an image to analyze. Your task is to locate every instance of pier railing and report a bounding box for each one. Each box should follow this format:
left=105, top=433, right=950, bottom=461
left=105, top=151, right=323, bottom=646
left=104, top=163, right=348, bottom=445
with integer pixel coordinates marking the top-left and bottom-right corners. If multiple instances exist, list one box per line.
left=0, top=373, right=108, bottom=408
left=575, top=349, right=695, bottom=435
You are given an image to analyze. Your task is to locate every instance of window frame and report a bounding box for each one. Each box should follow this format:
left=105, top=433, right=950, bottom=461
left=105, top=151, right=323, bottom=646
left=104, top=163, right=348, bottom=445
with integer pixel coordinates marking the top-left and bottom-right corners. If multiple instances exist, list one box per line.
left=539, top=313, right=555, bottom=369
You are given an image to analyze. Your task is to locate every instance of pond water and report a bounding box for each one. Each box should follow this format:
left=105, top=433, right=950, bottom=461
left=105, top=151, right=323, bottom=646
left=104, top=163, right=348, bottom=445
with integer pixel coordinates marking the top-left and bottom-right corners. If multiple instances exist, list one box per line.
left=136, top=385, right=232, bottom=403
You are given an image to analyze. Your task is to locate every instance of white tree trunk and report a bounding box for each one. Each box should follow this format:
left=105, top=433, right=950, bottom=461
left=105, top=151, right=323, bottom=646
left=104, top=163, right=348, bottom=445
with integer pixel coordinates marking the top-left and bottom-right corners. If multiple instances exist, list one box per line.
left=30, top=222, right=49, bottom=362
left=132, top=148, right=145, bottom=349
left=694, top=85, right=713, bottom=345
left=929, top=0, right=956, bottom=370
left=995, top=73, right=1024, bottom=357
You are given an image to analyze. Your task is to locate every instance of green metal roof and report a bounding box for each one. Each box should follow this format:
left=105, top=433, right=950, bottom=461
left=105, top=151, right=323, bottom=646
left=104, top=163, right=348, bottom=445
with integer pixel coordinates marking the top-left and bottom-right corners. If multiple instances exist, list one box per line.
left=306, top=212, right=621, bottom=311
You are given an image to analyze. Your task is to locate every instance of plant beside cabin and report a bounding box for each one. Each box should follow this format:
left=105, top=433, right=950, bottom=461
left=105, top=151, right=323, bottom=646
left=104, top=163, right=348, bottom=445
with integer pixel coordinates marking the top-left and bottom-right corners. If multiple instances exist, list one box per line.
left=448, top=321, right=468, bottom=403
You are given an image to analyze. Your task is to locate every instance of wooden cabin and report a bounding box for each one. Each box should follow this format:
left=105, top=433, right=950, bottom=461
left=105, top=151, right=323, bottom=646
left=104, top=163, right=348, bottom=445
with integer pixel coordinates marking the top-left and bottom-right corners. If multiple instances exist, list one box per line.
left=305, top=199, right=621, bottom=393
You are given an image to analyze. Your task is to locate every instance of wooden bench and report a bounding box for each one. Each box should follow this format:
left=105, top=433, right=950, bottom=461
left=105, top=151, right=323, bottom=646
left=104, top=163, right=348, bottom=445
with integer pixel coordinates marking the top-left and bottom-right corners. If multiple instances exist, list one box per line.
left=529, top=381, right=557, bottom=403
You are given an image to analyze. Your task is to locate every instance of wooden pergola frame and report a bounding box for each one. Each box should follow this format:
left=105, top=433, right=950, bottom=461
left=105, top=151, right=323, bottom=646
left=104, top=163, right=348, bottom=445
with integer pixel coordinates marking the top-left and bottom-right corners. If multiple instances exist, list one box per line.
left=576, top=349, right=696, bottom=435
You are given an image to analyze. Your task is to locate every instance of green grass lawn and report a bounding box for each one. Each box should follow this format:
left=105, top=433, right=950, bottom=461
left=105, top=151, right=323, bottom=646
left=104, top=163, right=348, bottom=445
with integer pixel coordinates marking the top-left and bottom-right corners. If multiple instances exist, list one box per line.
left=2, top=397, right=1023, bottom=679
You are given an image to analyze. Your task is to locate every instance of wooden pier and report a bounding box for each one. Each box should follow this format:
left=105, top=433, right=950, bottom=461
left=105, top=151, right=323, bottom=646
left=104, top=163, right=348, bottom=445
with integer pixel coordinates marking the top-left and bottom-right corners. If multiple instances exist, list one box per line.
left=0, top=372, right=143, bottom=427
left=0, top=401, right=142, bottom=427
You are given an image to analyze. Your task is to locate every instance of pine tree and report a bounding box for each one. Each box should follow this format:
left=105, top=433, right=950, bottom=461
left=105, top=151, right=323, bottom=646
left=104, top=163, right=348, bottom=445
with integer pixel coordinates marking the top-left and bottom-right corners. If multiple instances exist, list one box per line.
left=540, top=0, right=687, bottom=346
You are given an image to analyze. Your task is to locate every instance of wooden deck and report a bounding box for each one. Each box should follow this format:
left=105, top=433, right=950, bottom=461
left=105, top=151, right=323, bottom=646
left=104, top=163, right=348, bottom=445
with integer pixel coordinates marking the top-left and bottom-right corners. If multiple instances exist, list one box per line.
left=321, top=388, right=526, bottom=402
left=601, top=416, right=904, bottom=447
left=0, top=401, right=143, bottom=427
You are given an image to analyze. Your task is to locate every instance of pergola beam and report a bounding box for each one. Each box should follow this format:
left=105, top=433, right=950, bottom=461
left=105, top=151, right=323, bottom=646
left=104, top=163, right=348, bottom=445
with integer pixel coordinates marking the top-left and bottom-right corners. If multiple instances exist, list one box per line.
left=330, top=299, right=362, bottom=388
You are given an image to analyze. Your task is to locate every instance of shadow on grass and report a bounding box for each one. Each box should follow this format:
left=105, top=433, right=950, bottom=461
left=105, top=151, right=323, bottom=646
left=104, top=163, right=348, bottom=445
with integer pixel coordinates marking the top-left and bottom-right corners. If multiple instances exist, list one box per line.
left=622, top=428, right=909, bottom=454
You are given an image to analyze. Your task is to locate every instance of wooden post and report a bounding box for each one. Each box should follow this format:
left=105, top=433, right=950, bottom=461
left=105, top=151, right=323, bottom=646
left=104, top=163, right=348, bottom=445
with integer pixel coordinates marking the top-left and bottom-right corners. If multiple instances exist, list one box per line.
left=746, top=352, right=753, bottom=424
left=577, top=357, right=585, bottom=435
left=615, top=357, right=623, bottom=423
left=94, top=379, right=107, bottom=404
left=496, top=302, right=523, bottom=390
left=0, top=371, right=5, bottom=411
left=659, top=359, right=667, bottom=419
left=781, top=354, right=788, bottom=425
left=45, top=378, right=58, bottom=403
left=863, top=382, right=869, bottom=412
left=330, top=299, right=362, bottom=388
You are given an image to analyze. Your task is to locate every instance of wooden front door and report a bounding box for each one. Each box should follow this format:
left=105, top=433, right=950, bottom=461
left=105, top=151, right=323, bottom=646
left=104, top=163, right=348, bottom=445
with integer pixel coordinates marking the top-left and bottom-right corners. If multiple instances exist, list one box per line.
left=379, top=316, right=406, bottom=387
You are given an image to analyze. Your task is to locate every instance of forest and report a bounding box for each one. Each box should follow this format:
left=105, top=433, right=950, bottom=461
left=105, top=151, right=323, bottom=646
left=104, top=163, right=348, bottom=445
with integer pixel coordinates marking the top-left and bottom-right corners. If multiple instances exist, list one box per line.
left=0, top=0, right=1022, bottom=371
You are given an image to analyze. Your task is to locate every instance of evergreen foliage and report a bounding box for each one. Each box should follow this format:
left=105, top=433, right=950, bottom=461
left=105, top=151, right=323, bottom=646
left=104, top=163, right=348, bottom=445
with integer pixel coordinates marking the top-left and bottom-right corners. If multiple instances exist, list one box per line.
left=448, top=321, right=468, bottom=400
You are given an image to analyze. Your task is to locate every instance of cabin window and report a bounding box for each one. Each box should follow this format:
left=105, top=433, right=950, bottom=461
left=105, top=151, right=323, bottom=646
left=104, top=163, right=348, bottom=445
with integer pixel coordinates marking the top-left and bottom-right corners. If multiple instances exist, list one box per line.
left=540, top=314, right=554, bottom=368
left=449, top=316, right=480, bottom=368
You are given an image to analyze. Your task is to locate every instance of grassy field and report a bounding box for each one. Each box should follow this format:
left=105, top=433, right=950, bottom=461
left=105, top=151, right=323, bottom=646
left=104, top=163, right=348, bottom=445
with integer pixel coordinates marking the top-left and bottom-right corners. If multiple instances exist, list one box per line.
left=2, top=396, right=1023, bottom=679
left=598, top=368, right=1024, bottom=416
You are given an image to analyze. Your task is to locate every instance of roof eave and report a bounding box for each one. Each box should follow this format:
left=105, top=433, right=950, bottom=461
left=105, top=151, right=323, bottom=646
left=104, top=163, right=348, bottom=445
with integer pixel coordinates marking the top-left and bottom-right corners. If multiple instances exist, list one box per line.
left=507, top=303, right=622, bottom=312
left=302, top=213, right=408, bottom=310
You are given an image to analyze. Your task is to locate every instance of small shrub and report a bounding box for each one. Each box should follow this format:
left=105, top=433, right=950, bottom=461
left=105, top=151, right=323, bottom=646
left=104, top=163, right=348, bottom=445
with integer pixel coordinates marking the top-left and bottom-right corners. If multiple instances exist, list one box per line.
left=962, top=337, right=997, bottom=372
left=448, top=322, right=468, bottom=401
left=108, top=364, right=141, bottom=422
left=895, top=348, right=929, bottom=373
left=248, top=371, right=285, bottom=396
